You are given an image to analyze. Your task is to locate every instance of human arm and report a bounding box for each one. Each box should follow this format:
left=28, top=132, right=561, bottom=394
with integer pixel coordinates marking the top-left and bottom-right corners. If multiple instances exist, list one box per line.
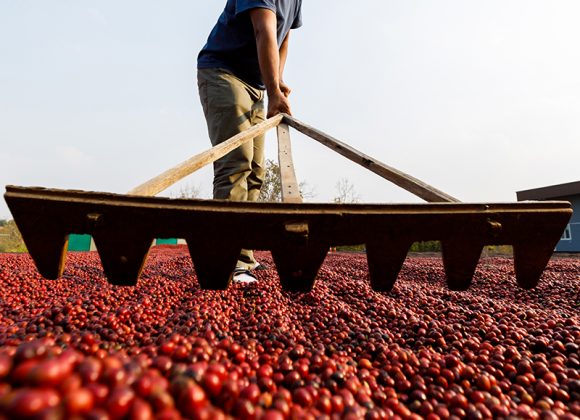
left=250, top=8, right=292, bottom=117
left=278, top=32, right=291, bottom=97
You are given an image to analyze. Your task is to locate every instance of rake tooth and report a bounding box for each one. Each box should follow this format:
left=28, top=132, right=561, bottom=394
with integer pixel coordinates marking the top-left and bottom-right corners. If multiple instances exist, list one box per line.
left=366, top=239, right=410, bottom=292
left=513, top=242, right=556, bottom=290
left=8, top=211, right=69, bottom=279
left=187, top=240, right=241, bottom=290
left=22, top=227, right=68, bottom=280
left=271, top=244, right=328, bottom=292
left=92, top=233, right=152, bottom=286
left=442, top=240, right=483, bottom=291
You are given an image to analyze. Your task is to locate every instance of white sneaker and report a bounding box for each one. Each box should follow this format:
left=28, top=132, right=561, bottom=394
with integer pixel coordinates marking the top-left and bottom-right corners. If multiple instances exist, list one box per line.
left=233, top=268, right=258, bottom=284
left=251, top=261, right=268, bottom=271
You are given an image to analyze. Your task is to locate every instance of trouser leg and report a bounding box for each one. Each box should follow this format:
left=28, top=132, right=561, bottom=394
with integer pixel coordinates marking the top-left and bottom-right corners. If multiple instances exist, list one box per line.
left=197, top=68, right=265, bottom=269
left=247, top=99, right=266, bottom=202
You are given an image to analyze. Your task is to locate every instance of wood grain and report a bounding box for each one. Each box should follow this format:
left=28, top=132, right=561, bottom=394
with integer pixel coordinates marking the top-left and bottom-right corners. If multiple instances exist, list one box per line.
left=128, top=114, right=284, bottom=196
left=277, top=123, right=303, bottom=203
left=283, top=115, right=460, bottom=203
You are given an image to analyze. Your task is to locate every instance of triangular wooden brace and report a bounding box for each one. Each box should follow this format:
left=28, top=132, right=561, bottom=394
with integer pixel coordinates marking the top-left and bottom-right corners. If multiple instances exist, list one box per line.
left=366, top=239, right=411, bottom=292
left=442, top=240, right=483, bottom=291
left=513, top=242, right=558, bottom=290
left=9, top=212, right=68, bottom=280
left=186, top=240, right=241, bottom=290
left=92, top=233, right=152, bottom=286
left=271, top=243, right=328, bottom=292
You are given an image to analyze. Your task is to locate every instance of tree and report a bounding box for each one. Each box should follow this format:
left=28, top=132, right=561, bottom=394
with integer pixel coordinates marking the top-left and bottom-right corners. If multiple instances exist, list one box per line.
left=334, top=178, right=360, bottom=204
left=259, top=159, right=282, bottom=202
left=0, top=220, right=27, bottom=252
left=258, top=159, right=314, bottom=202
left=409, top=241, right=441, bottom=253
left=172, top=183, right=201, bottom=199
left=0, top=219, right=7, bottom=227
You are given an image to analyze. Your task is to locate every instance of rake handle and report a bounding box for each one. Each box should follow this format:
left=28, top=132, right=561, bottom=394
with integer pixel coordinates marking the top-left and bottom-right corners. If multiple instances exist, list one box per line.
left=128, top=114, right=284, bottom=197
left=277, top=123, right=302, bottom=203
left=283, top=115, right=460, bottom=203
left=128, top=111, right=458, bottom=204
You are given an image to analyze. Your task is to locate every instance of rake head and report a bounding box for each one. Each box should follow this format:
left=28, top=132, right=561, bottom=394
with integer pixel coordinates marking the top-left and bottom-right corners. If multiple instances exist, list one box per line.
left=4, top=186, right=572, bottom=292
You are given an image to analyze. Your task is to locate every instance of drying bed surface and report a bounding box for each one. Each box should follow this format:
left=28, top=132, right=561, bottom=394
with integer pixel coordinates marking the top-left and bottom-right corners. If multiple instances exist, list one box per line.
left=0, top=248, right=578, bottom=419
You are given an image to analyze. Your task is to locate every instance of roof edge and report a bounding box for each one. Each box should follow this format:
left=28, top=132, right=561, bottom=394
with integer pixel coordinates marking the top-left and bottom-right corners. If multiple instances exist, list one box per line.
left=517, top=180, right=580, bottom=200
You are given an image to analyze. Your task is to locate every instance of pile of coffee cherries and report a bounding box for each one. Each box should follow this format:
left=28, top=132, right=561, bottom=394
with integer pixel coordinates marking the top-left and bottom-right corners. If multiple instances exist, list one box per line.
left=0, top=247, right=578, bottom=419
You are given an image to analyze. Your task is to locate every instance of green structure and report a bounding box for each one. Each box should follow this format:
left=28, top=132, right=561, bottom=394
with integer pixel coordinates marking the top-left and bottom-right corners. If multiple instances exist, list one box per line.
left=155, top=238, right=178, bottom=245
left=68, top=234, right=93, bottom=251
left=67, top=235, right=180, bottom=252
left=155, top=238, right=177, bottom=245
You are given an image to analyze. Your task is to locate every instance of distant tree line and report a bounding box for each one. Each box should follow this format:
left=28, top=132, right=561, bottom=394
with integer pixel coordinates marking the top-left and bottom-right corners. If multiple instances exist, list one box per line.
left=0, top=220, right=27, bottom=252
left=258, top=159, right=314, bottom=202
left=410, top=241, right=442, bottom=252
left=0, top=163, right=448, bottom=254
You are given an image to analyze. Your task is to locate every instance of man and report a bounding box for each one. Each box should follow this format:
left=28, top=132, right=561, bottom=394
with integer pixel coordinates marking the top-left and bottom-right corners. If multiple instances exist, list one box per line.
left=197, top=0, right=302, bottom=282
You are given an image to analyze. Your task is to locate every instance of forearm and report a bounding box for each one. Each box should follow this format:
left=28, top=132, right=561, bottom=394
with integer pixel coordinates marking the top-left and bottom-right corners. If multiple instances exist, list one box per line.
left=250, top=8, right=292, bottom=116
left=251, top=9, right=282, bottom=96
left=279, top=32, right=290, bottom=79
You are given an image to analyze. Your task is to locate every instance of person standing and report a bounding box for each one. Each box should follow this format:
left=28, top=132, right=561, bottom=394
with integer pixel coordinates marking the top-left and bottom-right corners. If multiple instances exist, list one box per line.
left=197, top=0, right=302, bottom=282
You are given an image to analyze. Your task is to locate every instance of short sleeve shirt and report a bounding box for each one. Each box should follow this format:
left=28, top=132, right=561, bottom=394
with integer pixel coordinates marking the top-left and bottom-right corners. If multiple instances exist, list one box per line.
left=197, top=0, right=302, bottom=89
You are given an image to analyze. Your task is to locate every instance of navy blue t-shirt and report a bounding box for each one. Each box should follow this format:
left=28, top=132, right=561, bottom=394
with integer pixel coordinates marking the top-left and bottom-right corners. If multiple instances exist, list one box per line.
left=198, top=0, right=302, bottom=89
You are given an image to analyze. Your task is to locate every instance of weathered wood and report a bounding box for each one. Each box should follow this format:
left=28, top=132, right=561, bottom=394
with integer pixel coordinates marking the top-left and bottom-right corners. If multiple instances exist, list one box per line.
left=5, top=186, right=573, bottom=291
left=128, top=114, right=284, bottom=197
left=367, top=237, right=412, bottom=292
left=92, top=228, right=152, bottom=286
left=277, top=123, right=302, bottom=204
left=272, top=242, right=329, bottom=292
left=442, top=240, right=483, bottom=291
left=283, top=115, right=460, bottom=203
left=186, top=238, right=241, bottom=290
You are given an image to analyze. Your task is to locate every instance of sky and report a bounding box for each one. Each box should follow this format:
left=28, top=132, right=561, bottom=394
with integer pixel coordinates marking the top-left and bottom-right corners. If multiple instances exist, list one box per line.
left=1, top=1, right=579, bottom=219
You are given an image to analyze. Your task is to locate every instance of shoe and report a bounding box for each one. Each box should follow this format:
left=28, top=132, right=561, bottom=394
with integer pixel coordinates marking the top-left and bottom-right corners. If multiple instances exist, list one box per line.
left=233, top=268, right=257, bottom=284
left=251, top=261, right=268, bottom=271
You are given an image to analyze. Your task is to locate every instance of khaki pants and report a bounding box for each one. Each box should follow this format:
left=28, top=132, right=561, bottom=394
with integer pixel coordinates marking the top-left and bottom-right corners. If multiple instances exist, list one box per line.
left=197, top=68, right=266, bottom=269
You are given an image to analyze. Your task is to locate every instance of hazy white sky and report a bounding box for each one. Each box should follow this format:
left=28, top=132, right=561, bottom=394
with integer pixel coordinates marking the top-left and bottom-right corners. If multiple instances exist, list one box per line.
left=1, top=1, right=579, bottom=218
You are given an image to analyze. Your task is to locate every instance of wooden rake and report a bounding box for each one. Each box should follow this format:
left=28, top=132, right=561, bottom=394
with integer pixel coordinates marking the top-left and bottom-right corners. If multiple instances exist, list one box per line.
left=4, top=114, right=572, bottom=291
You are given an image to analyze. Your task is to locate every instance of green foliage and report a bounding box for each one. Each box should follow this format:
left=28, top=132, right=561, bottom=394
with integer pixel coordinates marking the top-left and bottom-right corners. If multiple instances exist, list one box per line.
left=259, top=159, right=282, bottom=202
left=335, top=244, right=366, bottom=252
left=0, top=220, right=27, bottom=253
left=406, top=242, right=512, bottom=255
left=258, top=159, right=314, bottom=202
left=482, top=245, right=513, bottom=256
left=0, top=219, right=7, bottom=227
left=336, top=241, right=444, bottom=254
left=409, top=241, right=442, bottom=253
